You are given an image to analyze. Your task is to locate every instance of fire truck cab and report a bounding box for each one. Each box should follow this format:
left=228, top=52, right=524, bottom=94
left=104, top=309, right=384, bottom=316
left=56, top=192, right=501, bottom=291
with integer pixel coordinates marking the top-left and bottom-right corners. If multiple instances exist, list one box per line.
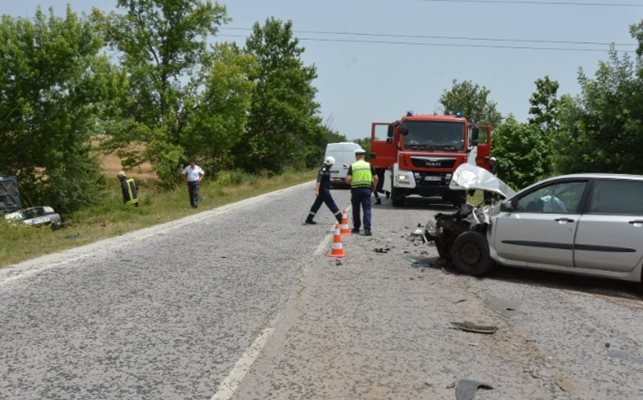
left=371, top=113, right=492, bottom=206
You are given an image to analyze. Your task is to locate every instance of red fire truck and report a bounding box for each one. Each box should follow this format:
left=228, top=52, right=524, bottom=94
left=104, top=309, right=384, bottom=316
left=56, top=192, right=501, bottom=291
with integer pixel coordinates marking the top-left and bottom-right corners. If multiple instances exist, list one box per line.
left=370, top=113, right=492, bottom=206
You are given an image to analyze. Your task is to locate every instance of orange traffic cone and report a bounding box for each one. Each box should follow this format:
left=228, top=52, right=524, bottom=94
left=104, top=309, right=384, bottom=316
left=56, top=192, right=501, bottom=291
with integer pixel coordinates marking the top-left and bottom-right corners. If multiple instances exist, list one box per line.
left=329, top=223, right=346, bottom=258
left=340, top=209, right=351, bottom=236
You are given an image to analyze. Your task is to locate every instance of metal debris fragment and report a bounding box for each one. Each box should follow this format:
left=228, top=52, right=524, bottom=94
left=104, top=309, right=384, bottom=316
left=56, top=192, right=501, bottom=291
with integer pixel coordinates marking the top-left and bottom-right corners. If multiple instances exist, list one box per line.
left=450, top=321, right=498, bottom=334
left=455, top=379, right=493, bottom=400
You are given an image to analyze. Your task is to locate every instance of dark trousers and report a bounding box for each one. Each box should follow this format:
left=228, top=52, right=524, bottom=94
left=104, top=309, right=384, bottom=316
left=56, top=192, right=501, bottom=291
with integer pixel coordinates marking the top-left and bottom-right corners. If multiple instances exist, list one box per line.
left=351, top=187, right=372, bottom=230
left=187, top=181, right=200, bottom=208
left=307, top=189, right=342, bottom=222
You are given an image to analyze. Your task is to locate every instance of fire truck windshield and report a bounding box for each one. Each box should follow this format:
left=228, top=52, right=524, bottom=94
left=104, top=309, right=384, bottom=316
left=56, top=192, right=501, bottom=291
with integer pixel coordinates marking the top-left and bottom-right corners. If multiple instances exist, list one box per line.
left=403, top=121, right=465, bottom=150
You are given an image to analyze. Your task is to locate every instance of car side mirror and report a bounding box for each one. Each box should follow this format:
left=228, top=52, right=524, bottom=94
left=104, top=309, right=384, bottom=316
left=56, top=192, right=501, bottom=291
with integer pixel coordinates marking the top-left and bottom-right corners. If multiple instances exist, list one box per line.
left=500, top=199, right=514, bottom=212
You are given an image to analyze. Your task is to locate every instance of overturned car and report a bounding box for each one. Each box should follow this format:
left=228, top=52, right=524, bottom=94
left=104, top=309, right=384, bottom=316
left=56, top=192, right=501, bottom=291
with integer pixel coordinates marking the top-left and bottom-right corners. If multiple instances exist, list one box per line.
left=425, top=164, right=643, bottom=284
left=4, top=206, right=63, bottom=230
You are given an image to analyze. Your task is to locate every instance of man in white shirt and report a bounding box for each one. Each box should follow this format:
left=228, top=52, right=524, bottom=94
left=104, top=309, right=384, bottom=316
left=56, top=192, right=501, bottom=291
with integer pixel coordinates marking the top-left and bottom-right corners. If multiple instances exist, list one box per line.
left=183, top=158, right=205, bottom=208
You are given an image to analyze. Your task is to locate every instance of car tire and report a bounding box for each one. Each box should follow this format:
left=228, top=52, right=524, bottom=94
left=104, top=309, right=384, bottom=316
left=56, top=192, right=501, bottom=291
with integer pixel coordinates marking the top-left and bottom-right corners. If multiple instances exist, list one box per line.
left=450, top=231, right=494, bottom=276
left=391, top=186, right=405, bottom=207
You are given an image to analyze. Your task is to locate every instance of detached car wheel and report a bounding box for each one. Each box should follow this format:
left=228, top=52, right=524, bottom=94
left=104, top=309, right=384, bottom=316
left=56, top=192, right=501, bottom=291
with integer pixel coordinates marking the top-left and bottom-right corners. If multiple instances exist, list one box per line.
left=450, top=231, right=494, bottom=276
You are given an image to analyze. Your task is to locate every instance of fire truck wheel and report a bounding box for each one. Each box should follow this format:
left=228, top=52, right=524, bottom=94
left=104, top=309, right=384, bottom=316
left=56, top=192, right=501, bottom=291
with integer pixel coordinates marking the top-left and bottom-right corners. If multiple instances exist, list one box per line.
left=391, top=186, right=405, bottom=207
left=450, top=231, right=494, bottom=276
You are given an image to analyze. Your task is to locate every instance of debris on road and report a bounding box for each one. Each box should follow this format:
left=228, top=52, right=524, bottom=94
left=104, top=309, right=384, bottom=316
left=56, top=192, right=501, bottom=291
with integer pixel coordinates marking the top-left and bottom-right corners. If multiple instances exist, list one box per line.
left=450, top=321, right=498, bottom=334
left=374, top=247, right=390, bottom=254
left=406, top=257, right=432, bottom=269
left=455, top=379, right=494, bottom=400
left=411, top=227, right=424, bottom=236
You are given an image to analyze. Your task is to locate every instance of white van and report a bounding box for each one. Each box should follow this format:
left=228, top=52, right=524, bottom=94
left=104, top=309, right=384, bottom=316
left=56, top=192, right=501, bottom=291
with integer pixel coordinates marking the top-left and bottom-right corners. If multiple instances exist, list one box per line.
left=324, top=142, right=364, bottom=186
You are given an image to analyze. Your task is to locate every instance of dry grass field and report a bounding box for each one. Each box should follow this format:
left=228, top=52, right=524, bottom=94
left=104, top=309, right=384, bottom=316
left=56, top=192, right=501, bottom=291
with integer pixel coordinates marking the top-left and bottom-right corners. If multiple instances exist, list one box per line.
left=92, top=137, right=158, bottom=180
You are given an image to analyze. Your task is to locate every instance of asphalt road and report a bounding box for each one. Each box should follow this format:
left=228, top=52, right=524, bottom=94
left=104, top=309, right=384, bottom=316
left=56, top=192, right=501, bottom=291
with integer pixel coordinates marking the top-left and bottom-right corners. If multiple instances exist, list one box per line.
left=1, top=182, right=642, bottom=399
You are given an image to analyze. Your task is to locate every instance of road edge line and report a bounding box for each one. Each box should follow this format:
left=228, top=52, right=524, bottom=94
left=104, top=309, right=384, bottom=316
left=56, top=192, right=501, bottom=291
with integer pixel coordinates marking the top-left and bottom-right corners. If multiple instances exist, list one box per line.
left=210, top=326, right=275, bottom=400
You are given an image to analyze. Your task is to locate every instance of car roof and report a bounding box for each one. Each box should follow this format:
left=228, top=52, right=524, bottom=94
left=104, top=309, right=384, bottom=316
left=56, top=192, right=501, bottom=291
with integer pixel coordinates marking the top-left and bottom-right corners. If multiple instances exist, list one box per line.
left=539, top=173, right=643, bottom=182
left=514, top=173, right=643, bottom=198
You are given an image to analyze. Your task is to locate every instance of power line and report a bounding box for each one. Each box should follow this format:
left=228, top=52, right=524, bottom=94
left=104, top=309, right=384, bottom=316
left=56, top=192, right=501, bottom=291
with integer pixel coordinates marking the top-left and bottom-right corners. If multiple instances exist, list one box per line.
left=221, top=27, right=635, bottom=48
left=418, top=0, right=643, bottom=7
left=219, top=34, right=634, bottom=53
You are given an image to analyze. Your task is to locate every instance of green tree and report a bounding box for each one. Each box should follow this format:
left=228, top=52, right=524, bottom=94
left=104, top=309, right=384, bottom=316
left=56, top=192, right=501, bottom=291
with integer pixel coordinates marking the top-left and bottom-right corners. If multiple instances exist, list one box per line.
left=237, top=18, right=322, bottom=174
left=492, top=116, right=550, bottom=189
left=555, top=46, right=643, bottom=174
left=184, top=43, right=256, bottom=172
left=0, top=7, right=114, bottom=212
left=528, top=76, right=560, bottom=132
left=101, top=0, right=228, bottom=181
left=439, top=80, right=502, bottom=127
left=630, top=20, right=643, bottom=58
left=304, top=124, right=347, bottom=168
left=527, top=76, right=560, bottom=177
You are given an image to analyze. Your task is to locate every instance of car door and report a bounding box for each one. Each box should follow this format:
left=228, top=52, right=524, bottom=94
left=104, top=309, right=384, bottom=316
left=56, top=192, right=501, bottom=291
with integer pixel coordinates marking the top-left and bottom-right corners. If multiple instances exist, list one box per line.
left=475, top=125, right=492, bottom=170
left=493, top=179, right=588, bottom=268
left=573, top=178, right=643, bottom=272
left=370, top=122, right=395, bottom=170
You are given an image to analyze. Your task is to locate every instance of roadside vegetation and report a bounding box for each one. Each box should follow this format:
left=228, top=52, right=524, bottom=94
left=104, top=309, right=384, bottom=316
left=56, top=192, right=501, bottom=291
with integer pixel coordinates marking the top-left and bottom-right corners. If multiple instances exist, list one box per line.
left=0, top=168, right=314, bottom=268
left=1, top=2, right=642, bottom=263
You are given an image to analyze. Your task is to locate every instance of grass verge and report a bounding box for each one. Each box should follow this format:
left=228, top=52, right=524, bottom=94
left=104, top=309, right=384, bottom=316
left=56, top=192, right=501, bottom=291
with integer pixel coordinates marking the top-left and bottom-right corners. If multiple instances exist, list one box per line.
left=0, top=168, right=315, bottom=268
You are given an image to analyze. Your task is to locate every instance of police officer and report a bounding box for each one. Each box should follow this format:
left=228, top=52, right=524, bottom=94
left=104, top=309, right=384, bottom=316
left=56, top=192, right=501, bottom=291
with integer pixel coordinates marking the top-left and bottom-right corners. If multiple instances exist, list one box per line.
left=304, top=156, right=343, bottom=225
left=346, top=148, right=378, bottom=236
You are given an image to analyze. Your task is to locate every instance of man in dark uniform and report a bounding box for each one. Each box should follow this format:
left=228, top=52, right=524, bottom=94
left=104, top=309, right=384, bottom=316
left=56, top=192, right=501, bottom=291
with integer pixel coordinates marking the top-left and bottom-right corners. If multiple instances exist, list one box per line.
left=304, top=156, right=343, bottom=225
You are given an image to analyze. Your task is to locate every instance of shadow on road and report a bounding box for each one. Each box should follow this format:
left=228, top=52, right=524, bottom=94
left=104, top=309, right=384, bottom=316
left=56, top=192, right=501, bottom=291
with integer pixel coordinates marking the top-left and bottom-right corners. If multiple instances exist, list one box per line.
left=404, top=252, right=642, bottom=302
left=486, top=267, right=643, bottom=301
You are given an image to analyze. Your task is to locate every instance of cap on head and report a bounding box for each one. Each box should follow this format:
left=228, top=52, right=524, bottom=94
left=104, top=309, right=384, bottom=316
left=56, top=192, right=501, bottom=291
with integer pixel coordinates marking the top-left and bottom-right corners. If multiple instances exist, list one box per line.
left=324, top=156, right=335, bottom=166
left=117, top=171, right=126, bottom=178
left=489, top=157, right=497, bottom=162
left=354, top=148, right=366, bottom=155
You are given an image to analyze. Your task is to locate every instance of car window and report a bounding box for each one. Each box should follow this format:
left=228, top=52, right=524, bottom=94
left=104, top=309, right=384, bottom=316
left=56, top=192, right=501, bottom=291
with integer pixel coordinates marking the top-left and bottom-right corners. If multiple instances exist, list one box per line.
left=587, top=179, right=643, bottom=214
left=514, top=180, right=587, bottom=214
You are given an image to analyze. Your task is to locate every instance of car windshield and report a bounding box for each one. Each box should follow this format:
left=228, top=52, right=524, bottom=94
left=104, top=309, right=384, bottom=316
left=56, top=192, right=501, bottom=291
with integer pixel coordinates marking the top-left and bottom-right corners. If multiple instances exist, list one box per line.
left=403, top=121, right=465, bottom=150
left=24, top=209, right=45, bottom=219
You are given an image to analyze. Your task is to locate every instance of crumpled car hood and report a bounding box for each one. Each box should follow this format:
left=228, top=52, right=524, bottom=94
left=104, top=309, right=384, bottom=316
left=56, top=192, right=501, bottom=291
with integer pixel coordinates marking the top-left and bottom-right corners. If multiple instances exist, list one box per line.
left=448, top=163, right=516, bottom=199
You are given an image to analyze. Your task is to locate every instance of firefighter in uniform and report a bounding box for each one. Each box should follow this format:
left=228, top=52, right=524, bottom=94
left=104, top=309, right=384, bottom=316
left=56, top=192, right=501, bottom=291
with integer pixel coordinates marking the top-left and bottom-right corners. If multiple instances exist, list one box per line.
left=117, top=171, right=139, bottom=207
left=305, top=156, right=343, bottom=225
left=346, top=149, right=378, bottom=236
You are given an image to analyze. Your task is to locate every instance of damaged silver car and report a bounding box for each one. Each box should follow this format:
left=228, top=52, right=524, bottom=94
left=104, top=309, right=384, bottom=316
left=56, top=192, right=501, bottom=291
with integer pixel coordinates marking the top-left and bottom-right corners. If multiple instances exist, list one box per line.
left=425, top=164, right=643, bottom=284
left=4, top=206, right=63, bottom=230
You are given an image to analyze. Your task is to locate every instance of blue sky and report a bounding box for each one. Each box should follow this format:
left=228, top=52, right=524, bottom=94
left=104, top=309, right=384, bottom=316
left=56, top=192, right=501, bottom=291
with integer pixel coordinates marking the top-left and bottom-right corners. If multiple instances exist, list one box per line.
left=3, top=0, right=640, bottom=139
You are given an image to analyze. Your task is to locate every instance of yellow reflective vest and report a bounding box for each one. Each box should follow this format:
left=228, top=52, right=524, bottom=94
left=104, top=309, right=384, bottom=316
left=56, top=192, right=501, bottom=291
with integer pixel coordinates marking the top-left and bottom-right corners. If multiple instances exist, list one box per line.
left=350, top=160, right=373, bottom=189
